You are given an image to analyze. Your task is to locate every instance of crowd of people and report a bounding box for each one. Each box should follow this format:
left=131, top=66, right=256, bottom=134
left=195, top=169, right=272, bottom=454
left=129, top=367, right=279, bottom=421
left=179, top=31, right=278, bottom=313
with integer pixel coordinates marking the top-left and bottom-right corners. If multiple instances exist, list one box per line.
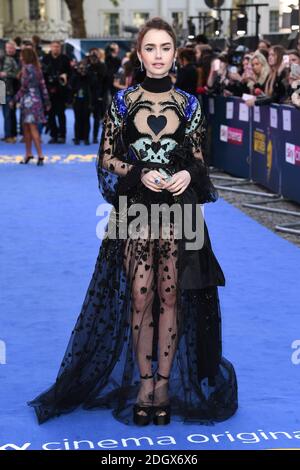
left=0, top=34, right=300, bottom=164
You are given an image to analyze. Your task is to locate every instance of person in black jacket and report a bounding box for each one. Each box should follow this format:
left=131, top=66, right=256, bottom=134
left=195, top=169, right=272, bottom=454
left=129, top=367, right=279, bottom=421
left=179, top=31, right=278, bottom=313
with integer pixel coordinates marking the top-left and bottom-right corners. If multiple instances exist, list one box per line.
left=70, top=61, right=92, bottom=145
left=86, top=48, right=108, bottom=143
left=42, top=41, right=71, bottom=143
left=174, top=47, right=198, bottom=96
left=105, top=43, right=121, bottom=98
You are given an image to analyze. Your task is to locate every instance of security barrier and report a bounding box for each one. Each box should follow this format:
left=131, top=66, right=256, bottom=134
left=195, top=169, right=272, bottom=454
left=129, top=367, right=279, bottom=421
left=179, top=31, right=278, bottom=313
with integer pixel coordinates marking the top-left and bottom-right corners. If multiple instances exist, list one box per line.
left=202, top=95, right=300, bottom=204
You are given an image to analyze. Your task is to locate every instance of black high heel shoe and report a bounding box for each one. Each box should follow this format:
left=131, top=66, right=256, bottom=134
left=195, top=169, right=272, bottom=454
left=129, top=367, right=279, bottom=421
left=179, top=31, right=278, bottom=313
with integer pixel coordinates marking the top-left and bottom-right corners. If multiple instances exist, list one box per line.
left=133, top=374, right=154, bottom=426
left=37, top=157, right=45, bottom=166
left=153, top=372, right=171, bottom=426
left=19, top=156, right=34, bottom=164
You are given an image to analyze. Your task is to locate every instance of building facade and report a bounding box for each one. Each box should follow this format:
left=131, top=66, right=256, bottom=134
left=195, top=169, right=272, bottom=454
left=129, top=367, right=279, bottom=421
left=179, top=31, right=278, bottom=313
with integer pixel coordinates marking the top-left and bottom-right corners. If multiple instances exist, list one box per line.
left=0, top=0, right=295, bottom=40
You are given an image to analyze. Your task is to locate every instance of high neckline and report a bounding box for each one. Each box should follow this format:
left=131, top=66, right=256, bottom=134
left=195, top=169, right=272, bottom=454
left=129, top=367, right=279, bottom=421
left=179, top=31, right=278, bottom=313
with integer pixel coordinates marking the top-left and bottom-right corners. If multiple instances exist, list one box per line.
left=140, top=75, right=173, bottom=93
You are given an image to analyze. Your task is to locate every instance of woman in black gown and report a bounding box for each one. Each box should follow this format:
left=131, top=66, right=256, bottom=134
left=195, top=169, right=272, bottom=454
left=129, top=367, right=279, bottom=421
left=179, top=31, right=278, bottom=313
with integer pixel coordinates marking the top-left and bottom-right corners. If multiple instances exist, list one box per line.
left=28, top=17, right=238, bottom=426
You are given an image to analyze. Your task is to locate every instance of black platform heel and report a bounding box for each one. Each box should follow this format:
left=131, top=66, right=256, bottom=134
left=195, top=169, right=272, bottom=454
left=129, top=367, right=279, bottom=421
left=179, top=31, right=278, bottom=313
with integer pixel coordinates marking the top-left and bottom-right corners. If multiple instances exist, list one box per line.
left=37, top=157, right=45, bottom=166
left=19, top=156, right=34, bottom=164
left=153, top=372, right=171, bottom=425
left=133, top=374, right=154, bottom=426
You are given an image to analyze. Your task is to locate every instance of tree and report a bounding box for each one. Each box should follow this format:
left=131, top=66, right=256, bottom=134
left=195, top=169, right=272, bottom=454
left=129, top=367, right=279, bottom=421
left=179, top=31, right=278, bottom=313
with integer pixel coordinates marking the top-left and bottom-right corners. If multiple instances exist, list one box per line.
left=64, top=0, right=87, bottom=38
left=64, top=0, right=119, bottom=38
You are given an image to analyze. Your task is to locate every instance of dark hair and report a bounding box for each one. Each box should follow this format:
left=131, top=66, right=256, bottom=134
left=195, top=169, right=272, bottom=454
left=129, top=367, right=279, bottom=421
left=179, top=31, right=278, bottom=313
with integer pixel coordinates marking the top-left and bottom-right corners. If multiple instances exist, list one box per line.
left=14, top=36, right=22, bottom=47
left=288, top=49, right=300, bottom=59
left=258, top=48, right=269, bottom=60
left=123, top=59, right=134, bottom=76
left=195, top=34, right=209, bottom=45
left=136, top=17, right=176, bottom=51
left=178, top=47, right=196, bottom=63
left=259, top=39, right=271, bottom=48
left=218, top=53, right=229, bottom=64
left=32, top=35, right=41, bottom=45
left=21, top=48, right=40, bottom=69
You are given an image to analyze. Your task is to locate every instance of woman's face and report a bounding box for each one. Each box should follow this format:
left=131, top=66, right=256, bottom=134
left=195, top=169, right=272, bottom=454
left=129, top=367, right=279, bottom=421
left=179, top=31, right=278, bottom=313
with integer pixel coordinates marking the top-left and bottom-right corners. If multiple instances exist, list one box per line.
left=219, top=60, right=227, bottom=75
left=137, top=29, right=176, bottom=78
left=252, top=58, right=262, bottom=75
left=268, top=48, right=276, bottom=67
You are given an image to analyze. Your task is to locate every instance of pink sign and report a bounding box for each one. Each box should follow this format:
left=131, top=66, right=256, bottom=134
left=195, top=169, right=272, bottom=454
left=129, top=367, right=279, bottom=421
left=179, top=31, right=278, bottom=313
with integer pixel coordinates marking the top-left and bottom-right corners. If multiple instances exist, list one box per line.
left=228, top=127, right=243, bottom=145
left=296, top=145, right=300, bottom=166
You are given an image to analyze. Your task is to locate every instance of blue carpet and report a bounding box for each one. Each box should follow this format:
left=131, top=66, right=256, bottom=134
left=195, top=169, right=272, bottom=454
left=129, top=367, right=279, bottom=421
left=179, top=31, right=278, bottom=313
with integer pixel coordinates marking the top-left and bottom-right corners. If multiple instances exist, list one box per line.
left=0, top=111, right=300, bottom=450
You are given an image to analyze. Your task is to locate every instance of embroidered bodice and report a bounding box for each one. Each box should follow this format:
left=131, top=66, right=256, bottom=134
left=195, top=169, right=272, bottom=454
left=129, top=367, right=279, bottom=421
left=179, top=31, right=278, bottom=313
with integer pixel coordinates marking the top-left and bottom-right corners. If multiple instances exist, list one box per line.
left=96, top=74, right=205, bottom=203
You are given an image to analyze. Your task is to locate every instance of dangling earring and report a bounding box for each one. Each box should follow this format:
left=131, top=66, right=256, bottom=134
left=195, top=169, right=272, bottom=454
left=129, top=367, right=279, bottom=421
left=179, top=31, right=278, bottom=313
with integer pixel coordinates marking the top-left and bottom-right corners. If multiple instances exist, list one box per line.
left=172, top=58, right=177, bottom=73
left=140, top=61, right=144, bottom=71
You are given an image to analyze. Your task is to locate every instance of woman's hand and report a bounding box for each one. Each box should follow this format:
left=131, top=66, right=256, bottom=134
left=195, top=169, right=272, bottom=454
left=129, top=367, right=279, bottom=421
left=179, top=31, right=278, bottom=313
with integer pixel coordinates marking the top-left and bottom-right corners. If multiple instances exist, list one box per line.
left=141, top=170, right=167, bottom=192
left=245, top=98, right=256, bottom=107
left=228, top=72, right=242, bottom=82
left=164, top=170, right=191, bottom=196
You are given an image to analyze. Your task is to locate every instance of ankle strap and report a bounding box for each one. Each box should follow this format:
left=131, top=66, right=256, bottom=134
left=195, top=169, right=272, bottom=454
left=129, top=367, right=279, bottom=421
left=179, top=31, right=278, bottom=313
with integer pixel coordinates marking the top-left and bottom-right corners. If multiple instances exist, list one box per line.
left=140, top=373, right=154, bottom=379
left=157, top=372, right=170, bottom=380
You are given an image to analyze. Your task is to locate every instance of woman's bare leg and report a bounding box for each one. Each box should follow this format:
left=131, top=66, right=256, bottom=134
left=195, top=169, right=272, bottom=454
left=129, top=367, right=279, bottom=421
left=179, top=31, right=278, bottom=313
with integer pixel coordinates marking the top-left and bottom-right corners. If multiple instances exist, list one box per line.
left=124, top=234, right=155, bottom=412
left=24, top=124, right=32, bottom=157
left=29, top=123, right=43, bottom=158
left=155, top=224, right=179, bottom=410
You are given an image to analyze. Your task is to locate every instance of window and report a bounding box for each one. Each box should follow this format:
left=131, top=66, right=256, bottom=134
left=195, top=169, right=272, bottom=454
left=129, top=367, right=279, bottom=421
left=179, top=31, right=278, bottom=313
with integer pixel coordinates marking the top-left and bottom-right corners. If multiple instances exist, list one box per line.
left=269, top=10, right=279, bottom=33
left=132, top=12, right=149, bottom=28
left=104, top=13, right=120, bottom=36
left=29, top=0, right=40, bottom=20
left=171, top=12, right=184, bottom=30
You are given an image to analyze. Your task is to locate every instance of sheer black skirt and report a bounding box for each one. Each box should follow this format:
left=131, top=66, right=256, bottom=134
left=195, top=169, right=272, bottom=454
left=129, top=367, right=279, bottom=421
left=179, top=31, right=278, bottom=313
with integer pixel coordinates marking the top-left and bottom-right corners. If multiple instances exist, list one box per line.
left=28, top=190, right=238, bottom=425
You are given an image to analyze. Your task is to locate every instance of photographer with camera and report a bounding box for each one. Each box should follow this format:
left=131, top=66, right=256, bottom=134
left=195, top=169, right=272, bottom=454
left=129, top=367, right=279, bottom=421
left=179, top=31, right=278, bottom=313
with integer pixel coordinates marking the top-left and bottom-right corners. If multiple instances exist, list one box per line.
left=42, top=41, right=71, bottom=144
left=105, top=43, right=121, bottom=99
left=86, top=48, right=108, bottom=143
left=70, top=60, right=92, bottom=145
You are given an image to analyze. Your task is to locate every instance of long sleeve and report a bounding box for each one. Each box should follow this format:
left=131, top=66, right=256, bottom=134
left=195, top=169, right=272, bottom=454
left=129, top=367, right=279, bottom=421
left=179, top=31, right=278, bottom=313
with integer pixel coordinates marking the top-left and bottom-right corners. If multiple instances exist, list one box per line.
left=255, top=70, right=288, bottom=106
left=97, top=95, right=133, bottom=176
left=184, top=97, right=205, bottom=183
left=13, top=65, right=29, bottom=104
left=3, top=56, right=19, bottom=80
left=96, top=94, right=143, bottom=205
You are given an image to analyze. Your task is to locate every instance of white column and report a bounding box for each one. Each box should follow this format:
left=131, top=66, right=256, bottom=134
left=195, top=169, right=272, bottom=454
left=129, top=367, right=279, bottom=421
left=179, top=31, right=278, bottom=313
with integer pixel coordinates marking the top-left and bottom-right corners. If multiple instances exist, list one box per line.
left=13, top=0, right=28, bottom=22
left=45, top=0, right=60, bottom=22
left=0, top=0, right=4, bottom=36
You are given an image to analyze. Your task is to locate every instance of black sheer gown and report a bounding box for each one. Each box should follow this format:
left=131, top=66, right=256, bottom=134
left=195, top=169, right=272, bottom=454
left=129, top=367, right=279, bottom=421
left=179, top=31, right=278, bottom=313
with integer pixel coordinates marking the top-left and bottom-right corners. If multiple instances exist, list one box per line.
left=28, top=75, right=238, bottom=425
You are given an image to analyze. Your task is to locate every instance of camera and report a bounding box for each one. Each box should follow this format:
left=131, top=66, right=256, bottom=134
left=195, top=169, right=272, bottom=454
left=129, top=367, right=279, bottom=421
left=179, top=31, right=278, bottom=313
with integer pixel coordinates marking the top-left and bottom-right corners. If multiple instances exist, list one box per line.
left=48, top=73, right=66, bottom=87
left=43, top=63, right=66, bottom=90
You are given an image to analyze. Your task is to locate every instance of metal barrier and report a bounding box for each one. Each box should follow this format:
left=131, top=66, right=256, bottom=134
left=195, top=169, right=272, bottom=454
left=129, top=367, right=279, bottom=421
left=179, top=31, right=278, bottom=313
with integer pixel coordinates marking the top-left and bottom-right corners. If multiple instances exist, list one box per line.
left=202, top=95, right=300, bottom=234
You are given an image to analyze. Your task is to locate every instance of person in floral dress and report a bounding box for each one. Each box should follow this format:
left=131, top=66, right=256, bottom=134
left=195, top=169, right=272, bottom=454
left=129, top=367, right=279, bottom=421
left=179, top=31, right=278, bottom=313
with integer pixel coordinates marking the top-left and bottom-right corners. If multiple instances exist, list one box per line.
left=10, top=48, right=51, bottom=165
